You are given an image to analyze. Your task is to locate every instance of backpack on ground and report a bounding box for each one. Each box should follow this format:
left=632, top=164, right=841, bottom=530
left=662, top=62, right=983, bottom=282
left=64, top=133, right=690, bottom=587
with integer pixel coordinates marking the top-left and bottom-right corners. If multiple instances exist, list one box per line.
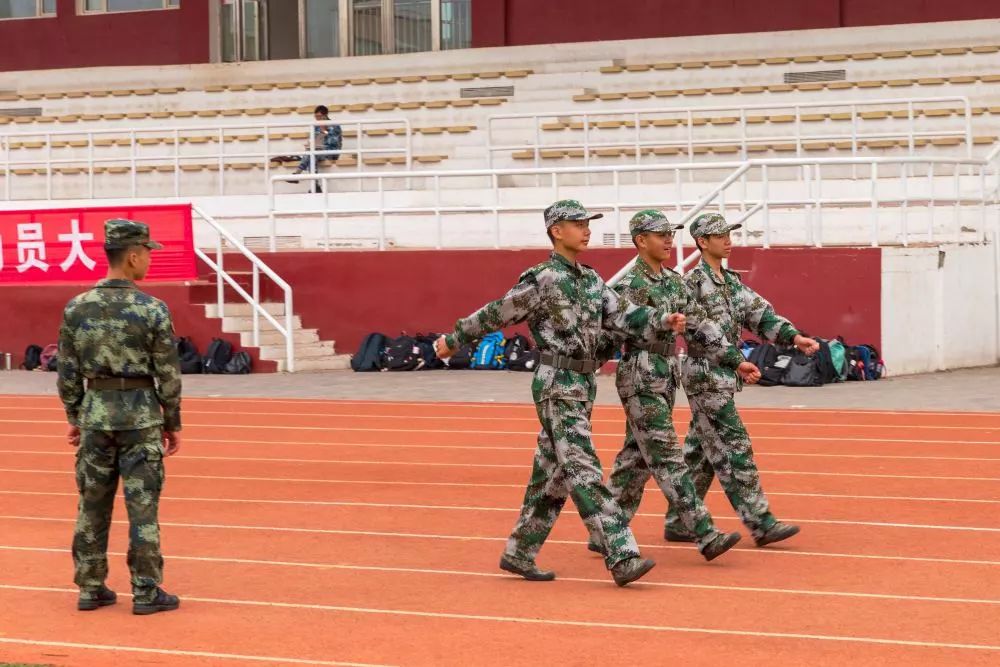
left=740, top=339, right=759, bottom=360
left=446, top=340, right=478, bottom=370
left=176, top=337, right=203, bottom=374
left=861, top=344, right=885, bottom=380
left=504, top=334, right=535, bottom=371
left=758, top=354, right=792, bottom=387
left=747, top=342, right=778, bottom=371
left=472, top=332, right=507, bottom=370
left=351, top=332, right=388, bottom=372
left=203, top=338, right=233, bottom=374
left=383, top=335, right=423, bottom=371
left=21, top=344, right=43, bottom=371
left=41, top=344, right=59, bottom=372
left=782, top=351, right=824, bottom=387
left=414, top=333, right=445, bottom=370
left=813, top=338, right=838, bottom=385
left=828, top=337, right=849, bottom=381
left=846, top=343, right=884, bottom=381
left=509, top=348, right=540, bottom=372
left=224, top=351, right=252, bottom=374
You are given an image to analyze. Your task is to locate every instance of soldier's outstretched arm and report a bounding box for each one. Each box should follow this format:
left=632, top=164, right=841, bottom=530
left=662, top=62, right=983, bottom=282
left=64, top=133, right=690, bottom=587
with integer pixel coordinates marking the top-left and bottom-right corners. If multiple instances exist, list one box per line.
left=683, top=298, right=745, bottom=371
left=151, top=304, right=183, bottom=433
left=600, top=284, right=683, bottom=345
left=56, top=313, right=84, bottom=430
left=439, top=274, right=542, bottom=356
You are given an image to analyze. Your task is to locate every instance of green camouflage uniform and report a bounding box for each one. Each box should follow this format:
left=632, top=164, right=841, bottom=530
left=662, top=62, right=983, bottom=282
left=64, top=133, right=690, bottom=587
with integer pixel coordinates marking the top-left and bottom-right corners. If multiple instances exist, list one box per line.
left=445, top=201, right=672, bottom=569
left=665, top=213, right=800, bottom=541
left=588, top=211, right=725, bottom=554
left=57, top=219, right=182, bottom=605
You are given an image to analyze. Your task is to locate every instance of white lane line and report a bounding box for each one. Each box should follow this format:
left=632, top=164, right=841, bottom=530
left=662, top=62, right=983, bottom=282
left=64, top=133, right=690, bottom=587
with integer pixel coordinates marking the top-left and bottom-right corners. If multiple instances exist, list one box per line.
left=3, top=431, right=1000, bottom=447
left=1, top=418, right=998, bottom=436
left=4, top=447, right=1000, bottom=464
left=0, top=636, right=389, bottom=666
left=3, top=544, right=998, bottom=606
left=4, top=463, right=999, bottom=483
left=0, top=584, right=997, bottom=653
left=0, top=464, right=996, bottom=505
left=3, top=514, right=997, bottom=566
left=4, top=488, right=1000, bottom=533
left=4, top=393, right=1000, bottom=418
left=0, top=545, right=1000, bottom=605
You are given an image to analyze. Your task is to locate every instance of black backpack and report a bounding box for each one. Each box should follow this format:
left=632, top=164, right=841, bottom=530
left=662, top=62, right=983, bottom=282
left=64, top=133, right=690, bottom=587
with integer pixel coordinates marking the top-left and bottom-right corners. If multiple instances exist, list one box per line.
left=414, top=333, right=445, bottom=370
left=758, top=353, right=792, bottom=387
left=351, top=333, right=388, bottom=372
left=446, top=340, right=478, bottom=370
left=505, top=335, right=537, bottom=371
left=224, top=351, right=252, bottom=374
left=21, top=344, right=43, bottom=371
left=747, top=342, right=778, bottom=371
left=203, top=338, right=233, bottom=374
left=383, top=335, right=423, bottom=371
left=176, top=337, right=203, bottom=374
left=782, top=351, right=823, bottom=387
left=813, top=338, right=838, bottom=385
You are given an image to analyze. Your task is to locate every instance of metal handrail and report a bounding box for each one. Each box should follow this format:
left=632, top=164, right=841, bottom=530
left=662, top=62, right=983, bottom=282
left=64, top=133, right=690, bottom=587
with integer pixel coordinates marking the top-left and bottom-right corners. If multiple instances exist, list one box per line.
left=0, top=117, right=412, bottom=200
left=191, top=205, right=296, bottom=372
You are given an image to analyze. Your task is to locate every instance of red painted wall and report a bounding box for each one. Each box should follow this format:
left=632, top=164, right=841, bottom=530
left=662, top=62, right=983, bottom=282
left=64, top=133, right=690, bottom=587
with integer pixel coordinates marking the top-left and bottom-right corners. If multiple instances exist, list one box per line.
left=0, top=0, right=210, bottom=72
left=247, top=247, right=882, bottom=357
left=0, top=282, right=275, bottom=372
left=472, top=0, right=1000, bottom=48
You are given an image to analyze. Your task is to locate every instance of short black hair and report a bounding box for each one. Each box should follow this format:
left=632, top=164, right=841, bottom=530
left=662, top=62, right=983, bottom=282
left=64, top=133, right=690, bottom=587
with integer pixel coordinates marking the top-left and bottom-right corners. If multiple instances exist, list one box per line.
left=314, top=105, right=329, bottom=116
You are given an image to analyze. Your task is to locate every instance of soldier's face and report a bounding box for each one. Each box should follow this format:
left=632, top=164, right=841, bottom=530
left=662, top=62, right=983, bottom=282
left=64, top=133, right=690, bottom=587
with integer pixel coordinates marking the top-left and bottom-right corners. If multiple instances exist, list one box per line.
left=698, top=232, right=732, bottom=259
left=637, top=231, right=673, bottom=263
left=129, top=246, right=152, bottom=279
left=552, top=219, right=591, bottom=250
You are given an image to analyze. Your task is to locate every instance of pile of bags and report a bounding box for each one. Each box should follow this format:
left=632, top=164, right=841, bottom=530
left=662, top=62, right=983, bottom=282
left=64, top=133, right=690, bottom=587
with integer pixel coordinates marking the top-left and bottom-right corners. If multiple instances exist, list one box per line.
left=742, top=337, right=884, bottom=387
left=351, top=331, right=540, bottom=373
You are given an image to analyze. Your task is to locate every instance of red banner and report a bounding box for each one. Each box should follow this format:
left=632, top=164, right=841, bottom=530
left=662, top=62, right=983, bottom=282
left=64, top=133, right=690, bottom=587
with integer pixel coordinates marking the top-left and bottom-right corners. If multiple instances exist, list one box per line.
left=0, top=204, right=197, bottom=285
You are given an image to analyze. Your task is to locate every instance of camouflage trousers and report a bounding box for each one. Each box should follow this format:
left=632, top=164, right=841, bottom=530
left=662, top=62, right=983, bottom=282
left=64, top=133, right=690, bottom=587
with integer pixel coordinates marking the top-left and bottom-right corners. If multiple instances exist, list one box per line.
left=665, top=390, right=777, bottom=540
left=73, top=426, right=165, bottom=604
left=589, top=390, right=722, bottom=553
left=504, top=398, right=641, bottom=569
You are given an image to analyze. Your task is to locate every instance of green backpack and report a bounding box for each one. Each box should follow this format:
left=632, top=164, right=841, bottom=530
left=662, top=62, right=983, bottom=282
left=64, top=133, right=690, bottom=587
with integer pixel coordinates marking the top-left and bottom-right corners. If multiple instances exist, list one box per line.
left=827, top=338, right=848, bottom=381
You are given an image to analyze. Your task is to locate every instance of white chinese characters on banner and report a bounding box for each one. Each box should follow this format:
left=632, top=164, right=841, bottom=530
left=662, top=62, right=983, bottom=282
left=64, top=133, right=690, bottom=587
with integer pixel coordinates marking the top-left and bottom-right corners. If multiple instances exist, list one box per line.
left=16, top=223, right=49, bottom=273
left=59, top=218, right=96, bottom=271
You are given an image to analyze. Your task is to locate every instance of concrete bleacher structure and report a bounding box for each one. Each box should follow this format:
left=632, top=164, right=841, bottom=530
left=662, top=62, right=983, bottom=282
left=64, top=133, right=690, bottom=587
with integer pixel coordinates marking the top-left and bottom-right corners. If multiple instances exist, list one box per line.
left=1, top=18, right=998, bottom=374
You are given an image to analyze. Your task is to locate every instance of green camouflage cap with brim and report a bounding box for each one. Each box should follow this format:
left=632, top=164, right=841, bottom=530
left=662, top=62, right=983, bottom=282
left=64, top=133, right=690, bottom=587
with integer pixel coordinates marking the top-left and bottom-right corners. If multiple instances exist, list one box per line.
left=543, top=199, right=604, bottom=229
left=103, top=218, right=163, bottom=250
left=689, top=212, right=742, bottom=239
left=629, top=209, right=685, bottom=237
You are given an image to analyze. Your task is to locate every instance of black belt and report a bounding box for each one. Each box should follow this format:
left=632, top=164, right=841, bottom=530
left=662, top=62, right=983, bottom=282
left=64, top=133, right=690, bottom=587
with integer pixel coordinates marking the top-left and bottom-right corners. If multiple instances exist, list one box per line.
left=539, top=352, right=599, bottom=373
left=87, top=377, right=155, bottom=391
left=625, top=341, right=676, bottom=357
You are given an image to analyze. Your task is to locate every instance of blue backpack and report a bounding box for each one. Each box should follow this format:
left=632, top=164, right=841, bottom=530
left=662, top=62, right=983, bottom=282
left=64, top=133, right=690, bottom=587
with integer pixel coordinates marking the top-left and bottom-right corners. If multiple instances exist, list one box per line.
left=472, top=332, right=507, bottom=370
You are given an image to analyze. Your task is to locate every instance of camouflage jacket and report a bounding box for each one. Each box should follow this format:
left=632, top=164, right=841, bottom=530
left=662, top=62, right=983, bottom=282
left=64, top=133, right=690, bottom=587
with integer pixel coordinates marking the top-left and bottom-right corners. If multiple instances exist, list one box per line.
left=446, top=251, right=669, bottom=402
left=682, top=259, right=799, bottom=395
left=57, top=279, right=183, bottom=431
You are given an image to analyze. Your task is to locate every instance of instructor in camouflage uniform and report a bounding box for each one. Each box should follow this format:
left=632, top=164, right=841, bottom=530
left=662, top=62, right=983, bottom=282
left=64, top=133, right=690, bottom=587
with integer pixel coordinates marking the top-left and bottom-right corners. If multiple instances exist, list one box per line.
left=57, top=218, right=182, bottom=615
left=586, top=211, right=741, bottom=561
left=665, top=213, right=818, bottom=547
left=435, top=200, right=687, bottom=586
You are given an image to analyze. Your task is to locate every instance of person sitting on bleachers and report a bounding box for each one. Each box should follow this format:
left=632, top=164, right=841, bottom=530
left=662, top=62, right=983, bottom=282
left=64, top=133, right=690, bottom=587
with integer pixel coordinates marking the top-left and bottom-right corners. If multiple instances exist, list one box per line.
left=291, top=105, right=343, bottom=193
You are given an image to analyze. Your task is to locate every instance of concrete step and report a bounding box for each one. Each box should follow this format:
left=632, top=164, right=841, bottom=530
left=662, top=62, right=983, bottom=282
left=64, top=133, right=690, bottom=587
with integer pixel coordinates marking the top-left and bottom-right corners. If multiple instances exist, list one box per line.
left=276, top=355, right=353, bottom=372
left=240, top=328, right=321, bottom=347
left=221, top=315, right=302, bottom=333
left=204, top=301, right=286, bottom=318
left=259, top=340, right=337, bottom=361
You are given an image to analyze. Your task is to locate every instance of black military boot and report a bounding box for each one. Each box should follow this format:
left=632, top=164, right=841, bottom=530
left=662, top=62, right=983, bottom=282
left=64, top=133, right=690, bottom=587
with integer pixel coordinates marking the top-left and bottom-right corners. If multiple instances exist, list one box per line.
left=132, top=588, right=181, bottom=615
left=77, top=585, right=117, bottom=611
left=611, top=557, right=656, bottom=587
left=499, top=556, right=556, bottom=581
left=754, top=522, right=800, bottom=547
left=701, top=531, right=742, bottom=562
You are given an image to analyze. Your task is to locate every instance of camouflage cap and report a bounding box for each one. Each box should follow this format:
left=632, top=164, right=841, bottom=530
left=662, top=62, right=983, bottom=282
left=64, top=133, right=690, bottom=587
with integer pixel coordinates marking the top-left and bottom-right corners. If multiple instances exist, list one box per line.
left=689, top=212, right=741, bottom=239
left=103, top=218, right=162, bottom=250
left=543, top=199, right=603, bottom=229
left=629, top=209, right=684, bottom=237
